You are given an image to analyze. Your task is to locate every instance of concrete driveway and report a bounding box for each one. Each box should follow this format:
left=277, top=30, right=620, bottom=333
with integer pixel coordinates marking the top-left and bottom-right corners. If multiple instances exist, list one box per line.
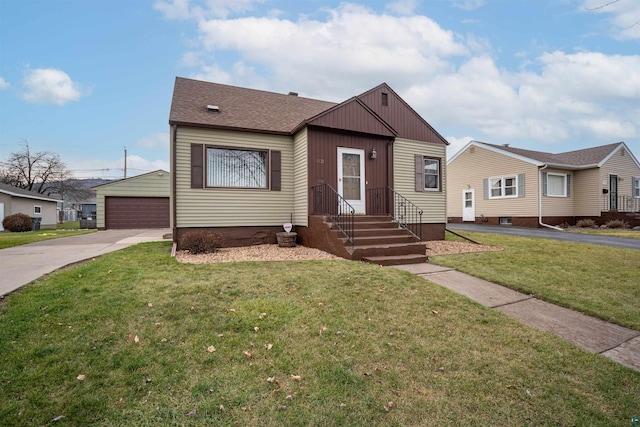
left=0, top=229, right=171, bottom=296
left=447, top=223, right=640, bottom=250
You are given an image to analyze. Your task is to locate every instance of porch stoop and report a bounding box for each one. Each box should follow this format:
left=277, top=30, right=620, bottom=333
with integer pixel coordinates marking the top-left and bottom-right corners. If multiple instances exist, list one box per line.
left=331, top=215, right=427, bottom=266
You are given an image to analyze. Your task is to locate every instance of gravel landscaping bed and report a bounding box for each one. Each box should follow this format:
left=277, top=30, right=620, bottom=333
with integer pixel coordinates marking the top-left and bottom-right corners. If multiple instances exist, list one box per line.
left=176, top=240, right=501, bottom=264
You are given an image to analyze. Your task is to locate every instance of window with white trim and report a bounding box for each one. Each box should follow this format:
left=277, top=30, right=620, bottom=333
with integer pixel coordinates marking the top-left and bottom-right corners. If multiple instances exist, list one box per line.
left=489, top=175, right=517, bottom=198
left=634, top=177, right=640, bottom=198
left=546, top=173, right=567, bottom=197
left=206, top=147, right=268, bottom=188
left=424, top=158, right=440, bottom=191
left=34, top=205, right=42, bottom=215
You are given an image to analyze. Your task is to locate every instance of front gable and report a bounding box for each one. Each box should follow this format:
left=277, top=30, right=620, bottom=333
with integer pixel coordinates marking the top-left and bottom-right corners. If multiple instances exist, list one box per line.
left=304, top=97, right=396, bottom=137
left=357, top=83, right=448, bottom=145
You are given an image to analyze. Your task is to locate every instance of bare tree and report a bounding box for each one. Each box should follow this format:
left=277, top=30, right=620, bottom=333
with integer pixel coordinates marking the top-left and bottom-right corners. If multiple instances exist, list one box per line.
left=0, top=141, right=74, bottom=196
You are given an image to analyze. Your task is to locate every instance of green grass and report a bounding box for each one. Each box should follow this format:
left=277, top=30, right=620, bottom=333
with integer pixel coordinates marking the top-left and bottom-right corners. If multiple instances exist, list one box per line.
left=433, top=232, right=640, bottom=330
left=1, top=242, right=638, bottom=426
left=0, top=225, right=94, bottom=249
left=568, top=228, right=640, bottom=240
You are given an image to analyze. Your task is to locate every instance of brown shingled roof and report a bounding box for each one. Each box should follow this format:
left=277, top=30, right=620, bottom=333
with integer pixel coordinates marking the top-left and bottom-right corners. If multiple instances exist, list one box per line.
left=169, top=77, right=337, bottom=134
left=483, top=142, right=623, bottom=167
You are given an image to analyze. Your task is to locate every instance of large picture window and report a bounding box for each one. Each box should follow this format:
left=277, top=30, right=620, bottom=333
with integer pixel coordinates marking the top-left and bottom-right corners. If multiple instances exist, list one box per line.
left=206, top=147, right=268, bottom=188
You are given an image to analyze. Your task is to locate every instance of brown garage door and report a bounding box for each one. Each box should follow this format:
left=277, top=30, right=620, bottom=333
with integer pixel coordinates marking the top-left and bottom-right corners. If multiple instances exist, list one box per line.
left=105, top=197, right=169, bottom=229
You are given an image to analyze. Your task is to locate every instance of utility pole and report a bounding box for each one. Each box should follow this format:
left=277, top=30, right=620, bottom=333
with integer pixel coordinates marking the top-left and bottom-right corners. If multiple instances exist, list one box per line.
left=124, top=146, right=127, bottom=179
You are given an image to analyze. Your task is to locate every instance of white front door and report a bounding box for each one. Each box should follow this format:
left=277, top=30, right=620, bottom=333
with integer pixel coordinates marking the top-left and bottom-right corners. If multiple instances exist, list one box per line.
left=337, top=147, right=366, bottom=214
left=462, top=189, right=475, bottom=221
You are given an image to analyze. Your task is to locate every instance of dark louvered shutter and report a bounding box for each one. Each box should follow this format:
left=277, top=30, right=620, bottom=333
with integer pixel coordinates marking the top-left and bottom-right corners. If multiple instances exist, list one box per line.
left=271, top=150, right=281, bottom=191
left=191, top=144, right=204, bottom=189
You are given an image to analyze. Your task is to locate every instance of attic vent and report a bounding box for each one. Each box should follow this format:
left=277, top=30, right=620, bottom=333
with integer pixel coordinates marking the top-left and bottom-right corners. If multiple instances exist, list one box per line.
left=621, top=148, right=626, bottom=156
left=288, top=92, right=298, bottom=96
left=381, top=92, right=388, bottom=106
left=470, top=147, right=475, bottom=154
left=207, top=105, right=220, bottom=112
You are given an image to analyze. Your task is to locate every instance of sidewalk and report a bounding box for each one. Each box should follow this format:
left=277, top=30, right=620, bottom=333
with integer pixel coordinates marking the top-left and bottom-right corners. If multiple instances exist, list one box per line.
left=393, top=263, right=640, bottom=372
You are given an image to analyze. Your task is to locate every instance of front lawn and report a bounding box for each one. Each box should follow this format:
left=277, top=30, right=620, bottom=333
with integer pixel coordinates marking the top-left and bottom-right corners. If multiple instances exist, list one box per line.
left=0, top=226, right=95, bottom=249
left=568, top=228, right=640, bottom=240
left=432, top=232, right=640, bottom=330
left=0, top=242, right=638, bottom=426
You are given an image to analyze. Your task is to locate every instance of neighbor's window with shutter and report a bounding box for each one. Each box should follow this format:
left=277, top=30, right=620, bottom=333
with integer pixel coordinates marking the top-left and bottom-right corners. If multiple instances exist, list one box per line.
left=489, top=175, right=517, bottom=198
left=206, top=147, right=268, bottom=188
left=543, top=172, right=570, bottom=197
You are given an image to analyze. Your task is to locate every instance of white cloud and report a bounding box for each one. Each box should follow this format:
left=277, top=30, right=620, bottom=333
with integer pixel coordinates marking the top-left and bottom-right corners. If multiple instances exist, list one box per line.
left=581, top=0, right=640, bottom=40
left=21, top=68, right=88, bottom=105
left=155, top=0, right=266, bottom=20
left=385, top=0, right=419, bottom=16
left=445, top=136, right=474, bottom=159
left=0, top=77, right=10, bottom=89
left=135, top=132, right=169, bottom=149
left=452, top=0, right=484, bottom=11
left=195, top=3, right=469, bottom=99
left=170, top=1, right=639, bottom=148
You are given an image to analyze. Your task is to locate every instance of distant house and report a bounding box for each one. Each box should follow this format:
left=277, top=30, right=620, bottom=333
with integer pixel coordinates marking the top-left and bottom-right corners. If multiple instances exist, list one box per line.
left=446, top=141, right=640, bottom=227
left=0, top=183, right=60, bottom=231
left=169, top=77, right=449, bottom=264
left=92, top=170, right=170, bottom=229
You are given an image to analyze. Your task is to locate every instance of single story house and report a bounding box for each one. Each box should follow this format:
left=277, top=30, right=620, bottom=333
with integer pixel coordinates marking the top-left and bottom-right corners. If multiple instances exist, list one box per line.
left=446, top=141, right=640, bottom=227
left=0, top=183, right=60, bottom=231
left=92, top=170, right=170, bottom=229
left=169, top=77, right=449, bottom=264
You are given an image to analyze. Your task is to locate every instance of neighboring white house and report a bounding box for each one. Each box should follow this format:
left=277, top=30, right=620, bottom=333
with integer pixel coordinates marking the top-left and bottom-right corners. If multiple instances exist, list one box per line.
left=0, top=183, right=61, bottom=231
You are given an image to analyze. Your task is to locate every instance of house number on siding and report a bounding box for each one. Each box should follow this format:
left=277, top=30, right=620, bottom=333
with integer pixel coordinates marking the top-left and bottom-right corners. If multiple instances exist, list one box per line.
left=316, top=159, right=324, bottom=164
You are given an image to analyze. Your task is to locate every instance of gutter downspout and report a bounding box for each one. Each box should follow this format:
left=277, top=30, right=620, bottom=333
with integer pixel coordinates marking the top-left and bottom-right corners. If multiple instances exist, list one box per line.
left=538, top=164, right=564, bottom=231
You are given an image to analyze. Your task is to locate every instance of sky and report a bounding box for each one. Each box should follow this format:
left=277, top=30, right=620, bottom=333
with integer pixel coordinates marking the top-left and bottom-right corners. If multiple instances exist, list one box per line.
left=1, top=0, right=638, bottom=180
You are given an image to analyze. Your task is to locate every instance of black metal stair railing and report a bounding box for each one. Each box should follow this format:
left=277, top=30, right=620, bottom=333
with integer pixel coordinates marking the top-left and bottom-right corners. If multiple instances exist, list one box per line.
left=367, top=187, right=423, bottom=240
left=310, top=183, right=355, bottom=246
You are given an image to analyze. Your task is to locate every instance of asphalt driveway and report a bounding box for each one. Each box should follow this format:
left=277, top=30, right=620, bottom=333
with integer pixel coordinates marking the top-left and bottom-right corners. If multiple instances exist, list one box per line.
left=0, top=229, right=171, bottom=297
left=447, top=223, right=640, bottom=250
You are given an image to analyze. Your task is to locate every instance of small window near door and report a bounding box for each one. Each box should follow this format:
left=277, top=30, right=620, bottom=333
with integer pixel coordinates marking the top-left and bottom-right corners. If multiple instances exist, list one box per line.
left=34, top=205, right=42, bottom=215
left=634, top=177, right=640, bottom=198
left=424, top=159, right=440, bottom=191
left=499, top=217, right=512, bottom=225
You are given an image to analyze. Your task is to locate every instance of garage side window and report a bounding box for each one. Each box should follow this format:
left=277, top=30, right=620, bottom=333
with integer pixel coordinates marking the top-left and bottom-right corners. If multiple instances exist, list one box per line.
left=34, top=205, right=42, bottom=215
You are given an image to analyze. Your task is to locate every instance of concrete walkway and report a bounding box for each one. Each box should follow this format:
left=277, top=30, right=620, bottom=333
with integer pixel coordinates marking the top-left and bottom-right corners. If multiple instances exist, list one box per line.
left=0, top=229, right=171, bottom=297
left=393, top=263, right=640, bottom=372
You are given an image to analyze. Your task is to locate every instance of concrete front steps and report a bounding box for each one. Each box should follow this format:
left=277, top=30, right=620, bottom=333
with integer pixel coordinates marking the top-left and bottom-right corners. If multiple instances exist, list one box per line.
left=331, top=215, right=427, bottom=266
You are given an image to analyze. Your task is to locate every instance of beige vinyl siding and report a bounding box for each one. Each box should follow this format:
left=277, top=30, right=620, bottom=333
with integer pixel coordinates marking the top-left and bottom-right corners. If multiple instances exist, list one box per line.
left=94, top=171, right=170, bottom=229
left=292, top=128, right=308, bottom=226
left=447, top=145, right=539, bottom=217
left=394, top=139, right=446, bottom=223
left=599, top=146, right=640, bottom=196
left=574, top=168, right=600, bottom=216
left=175, top=127, right=294, bottom=227
left=541, top=168, right=574, bottom=216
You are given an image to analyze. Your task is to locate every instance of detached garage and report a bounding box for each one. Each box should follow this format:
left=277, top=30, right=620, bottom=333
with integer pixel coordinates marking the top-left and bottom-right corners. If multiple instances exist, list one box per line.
left=93, top=170, right=170, bottom=229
